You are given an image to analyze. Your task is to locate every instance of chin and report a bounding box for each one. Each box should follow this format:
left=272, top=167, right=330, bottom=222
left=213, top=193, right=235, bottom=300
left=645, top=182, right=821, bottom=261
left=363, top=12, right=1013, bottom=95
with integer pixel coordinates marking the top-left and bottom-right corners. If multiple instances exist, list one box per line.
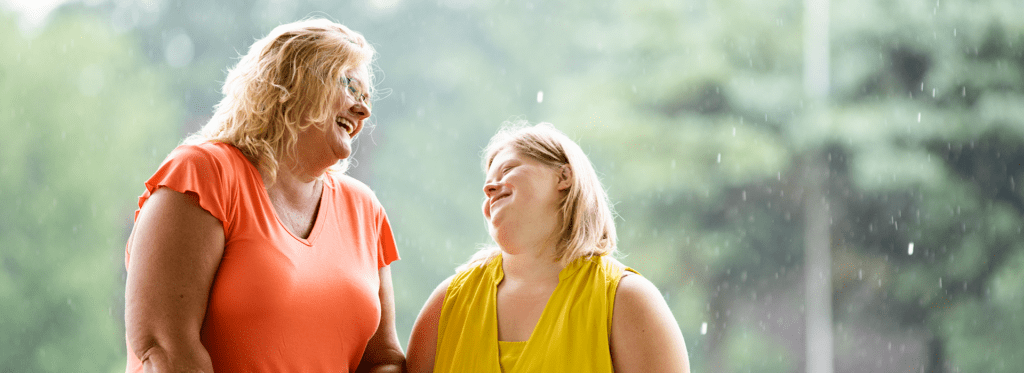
left=333, top=145, right=352, bottom=160
left=490, top=226, right=518, bottom=250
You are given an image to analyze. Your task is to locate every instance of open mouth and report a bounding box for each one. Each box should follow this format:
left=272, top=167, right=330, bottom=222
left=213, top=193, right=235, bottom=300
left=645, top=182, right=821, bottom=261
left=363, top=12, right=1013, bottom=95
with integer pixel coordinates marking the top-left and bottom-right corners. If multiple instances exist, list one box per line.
left=335, top=116, right=354, bottom=135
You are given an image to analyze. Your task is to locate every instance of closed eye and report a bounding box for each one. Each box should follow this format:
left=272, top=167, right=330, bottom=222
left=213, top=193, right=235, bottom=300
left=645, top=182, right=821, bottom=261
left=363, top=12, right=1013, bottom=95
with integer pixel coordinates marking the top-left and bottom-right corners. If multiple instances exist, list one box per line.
left=342, top=77, right=368, bottom=103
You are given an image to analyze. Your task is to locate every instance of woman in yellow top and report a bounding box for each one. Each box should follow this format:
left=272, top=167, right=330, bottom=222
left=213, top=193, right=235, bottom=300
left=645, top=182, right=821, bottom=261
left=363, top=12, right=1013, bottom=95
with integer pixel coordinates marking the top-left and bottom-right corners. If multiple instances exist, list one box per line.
left=407, top=121, right=690, bottom=373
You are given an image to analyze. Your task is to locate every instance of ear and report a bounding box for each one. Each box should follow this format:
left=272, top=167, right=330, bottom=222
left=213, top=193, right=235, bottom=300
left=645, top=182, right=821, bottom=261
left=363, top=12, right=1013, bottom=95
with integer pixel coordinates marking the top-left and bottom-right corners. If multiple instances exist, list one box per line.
left=556, top=164, right=573, bottom=191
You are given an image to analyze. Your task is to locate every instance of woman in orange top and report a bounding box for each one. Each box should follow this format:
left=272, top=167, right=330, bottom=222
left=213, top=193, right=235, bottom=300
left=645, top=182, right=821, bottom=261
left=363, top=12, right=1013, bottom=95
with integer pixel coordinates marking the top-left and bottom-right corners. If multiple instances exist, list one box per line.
left=124, top=19, right=404, bottom=372
left=407, top=121, right=690, bottom=372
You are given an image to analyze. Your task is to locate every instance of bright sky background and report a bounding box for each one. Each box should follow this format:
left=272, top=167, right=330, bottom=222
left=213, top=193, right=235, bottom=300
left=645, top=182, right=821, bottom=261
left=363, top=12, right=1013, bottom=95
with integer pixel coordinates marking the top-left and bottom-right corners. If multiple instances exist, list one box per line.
left=2, top=0, right=76, bottom=31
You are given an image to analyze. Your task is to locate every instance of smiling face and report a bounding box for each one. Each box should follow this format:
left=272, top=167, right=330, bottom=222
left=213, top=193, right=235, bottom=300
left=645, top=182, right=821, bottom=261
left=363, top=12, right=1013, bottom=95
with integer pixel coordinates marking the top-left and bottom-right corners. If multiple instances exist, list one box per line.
left=482, top=147, right=571, bottom=253
left=292, top=69, right=371, bottom=172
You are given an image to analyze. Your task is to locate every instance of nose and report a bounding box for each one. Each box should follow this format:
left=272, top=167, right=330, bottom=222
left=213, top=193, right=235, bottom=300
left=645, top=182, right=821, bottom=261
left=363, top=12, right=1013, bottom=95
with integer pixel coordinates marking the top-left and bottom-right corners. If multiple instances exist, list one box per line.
left=350, top=100, right=370, bottom=121
left=483, top=182, right=500, bottom=198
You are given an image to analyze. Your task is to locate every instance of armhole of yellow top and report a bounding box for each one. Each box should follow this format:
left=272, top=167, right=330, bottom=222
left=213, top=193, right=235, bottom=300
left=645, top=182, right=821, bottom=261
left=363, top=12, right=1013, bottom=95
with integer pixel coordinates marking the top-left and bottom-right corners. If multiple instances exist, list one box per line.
left=436, top=271, right=465, bottom=352
left=608, top=265, right=638, bottom=333
left=437, top=256, right=498, bottom=346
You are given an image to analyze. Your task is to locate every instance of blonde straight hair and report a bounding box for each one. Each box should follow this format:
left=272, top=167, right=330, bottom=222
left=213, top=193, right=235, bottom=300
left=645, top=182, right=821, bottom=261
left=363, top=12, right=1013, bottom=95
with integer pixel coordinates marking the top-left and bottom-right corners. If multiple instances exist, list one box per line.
left=185, top=18, right=376, bottom=184
left=463, top=121, right=618, bottom=270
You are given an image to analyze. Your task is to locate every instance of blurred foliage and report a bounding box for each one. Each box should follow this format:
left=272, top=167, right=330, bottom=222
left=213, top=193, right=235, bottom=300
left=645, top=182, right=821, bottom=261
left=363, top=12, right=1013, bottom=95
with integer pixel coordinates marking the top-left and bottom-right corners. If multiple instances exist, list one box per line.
left=1, top=0, right=1023, bottom=372
left=0, top=8, right=180, bottom=373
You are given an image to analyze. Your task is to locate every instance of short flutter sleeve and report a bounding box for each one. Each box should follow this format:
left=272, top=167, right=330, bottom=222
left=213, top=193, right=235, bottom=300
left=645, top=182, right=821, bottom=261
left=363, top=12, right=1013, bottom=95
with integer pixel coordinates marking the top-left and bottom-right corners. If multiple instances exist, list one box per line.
left=134, top=143, right=239, bottom=237
left=376, top=208, right=399, bottom=269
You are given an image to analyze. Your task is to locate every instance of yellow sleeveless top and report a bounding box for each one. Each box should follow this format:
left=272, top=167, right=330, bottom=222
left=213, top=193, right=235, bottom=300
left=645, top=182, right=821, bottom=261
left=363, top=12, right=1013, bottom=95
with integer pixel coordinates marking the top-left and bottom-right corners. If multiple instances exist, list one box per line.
left=434, top=254, right=637, bottom=373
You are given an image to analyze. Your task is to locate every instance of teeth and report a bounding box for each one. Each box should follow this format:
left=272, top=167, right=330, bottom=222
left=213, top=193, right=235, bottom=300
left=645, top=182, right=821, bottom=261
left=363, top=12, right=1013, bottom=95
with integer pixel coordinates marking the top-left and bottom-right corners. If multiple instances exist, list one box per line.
left=335, top=117, right=353, bottom=134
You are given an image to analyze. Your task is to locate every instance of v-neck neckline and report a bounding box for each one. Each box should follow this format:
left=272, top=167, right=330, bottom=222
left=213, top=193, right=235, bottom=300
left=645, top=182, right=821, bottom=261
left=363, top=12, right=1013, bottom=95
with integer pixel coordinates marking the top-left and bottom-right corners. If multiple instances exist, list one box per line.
left=492, top=254, right=585, bottom=344
left=232, top=145, right=329, bottom=246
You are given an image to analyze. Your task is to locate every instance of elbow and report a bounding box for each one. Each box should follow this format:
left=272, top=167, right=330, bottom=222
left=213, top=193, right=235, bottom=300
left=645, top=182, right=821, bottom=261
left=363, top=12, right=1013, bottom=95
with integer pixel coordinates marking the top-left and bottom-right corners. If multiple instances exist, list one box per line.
left=127, top=335, right=171, bottom=372
left=126, top=324, right=209, bottom=371
left=126, top=323, right=161, bottom=364
left=126, top=328, right=178, bottom=370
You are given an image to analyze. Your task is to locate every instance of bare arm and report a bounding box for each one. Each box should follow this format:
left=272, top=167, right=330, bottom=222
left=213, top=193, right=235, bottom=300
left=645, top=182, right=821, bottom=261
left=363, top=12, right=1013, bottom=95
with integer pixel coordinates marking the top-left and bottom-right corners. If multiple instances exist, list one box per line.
left=610, top=274, right=691, bottom=373
left=356, top=266, right=406, bottom=373
left=405, top=276, right=452, bottom=373
left=125, top=187, right=225, bottom=373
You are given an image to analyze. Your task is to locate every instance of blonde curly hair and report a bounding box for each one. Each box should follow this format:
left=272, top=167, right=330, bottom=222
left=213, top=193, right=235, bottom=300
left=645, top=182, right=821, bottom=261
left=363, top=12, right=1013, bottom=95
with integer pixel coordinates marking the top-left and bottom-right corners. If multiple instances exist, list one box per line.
left=186, top=18, right=376, bottom=184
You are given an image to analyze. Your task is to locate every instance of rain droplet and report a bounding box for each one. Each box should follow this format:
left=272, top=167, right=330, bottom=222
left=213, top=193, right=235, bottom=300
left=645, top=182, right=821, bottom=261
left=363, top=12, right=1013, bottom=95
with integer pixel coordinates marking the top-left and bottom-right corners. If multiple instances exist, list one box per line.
left=717, top=153, right=721, bottom=163
left=908, top=242, right=914, bottom=255
left=536, top=91, right=544, bottom=103
left=701, top=322, right=708, bottom=335
left=917, top=113, right=922, bottom=123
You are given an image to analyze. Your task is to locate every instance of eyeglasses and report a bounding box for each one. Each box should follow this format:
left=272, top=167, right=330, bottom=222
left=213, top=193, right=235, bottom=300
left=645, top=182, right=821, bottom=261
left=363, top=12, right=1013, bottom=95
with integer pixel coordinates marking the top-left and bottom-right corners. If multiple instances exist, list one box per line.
left=341, top=77, right=369, bottom=105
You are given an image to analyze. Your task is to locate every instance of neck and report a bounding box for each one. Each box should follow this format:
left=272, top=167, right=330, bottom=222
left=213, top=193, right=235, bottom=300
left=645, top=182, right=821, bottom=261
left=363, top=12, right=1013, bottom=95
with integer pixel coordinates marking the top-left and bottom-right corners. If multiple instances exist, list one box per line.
left=499, top=235, right=564, bottom=284
left=264, top=160, right=323, bottom=202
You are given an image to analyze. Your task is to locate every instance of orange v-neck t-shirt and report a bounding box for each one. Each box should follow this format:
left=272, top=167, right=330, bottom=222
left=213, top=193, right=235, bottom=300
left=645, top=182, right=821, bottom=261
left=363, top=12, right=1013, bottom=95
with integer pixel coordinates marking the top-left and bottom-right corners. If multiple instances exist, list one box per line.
left=125, top=142, right=399, bottom=372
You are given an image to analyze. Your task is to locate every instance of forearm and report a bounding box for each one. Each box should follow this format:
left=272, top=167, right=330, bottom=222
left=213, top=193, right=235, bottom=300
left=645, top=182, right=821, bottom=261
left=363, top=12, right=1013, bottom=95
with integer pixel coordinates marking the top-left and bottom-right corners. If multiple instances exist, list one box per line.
left=364, top=363, right=404, bottom=373
left=355, top=347, right=406, bottom=373
left=357, top=266, right=406, bottom=373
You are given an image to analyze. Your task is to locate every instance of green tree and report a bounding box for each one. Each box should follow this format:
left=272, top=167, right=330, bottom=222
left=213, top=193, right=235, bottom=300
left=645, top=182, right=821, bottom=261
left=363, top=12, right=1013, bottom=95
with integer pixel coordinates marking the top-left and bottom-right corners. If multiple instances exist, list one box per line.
left=0, top=11, right=179, bottom=372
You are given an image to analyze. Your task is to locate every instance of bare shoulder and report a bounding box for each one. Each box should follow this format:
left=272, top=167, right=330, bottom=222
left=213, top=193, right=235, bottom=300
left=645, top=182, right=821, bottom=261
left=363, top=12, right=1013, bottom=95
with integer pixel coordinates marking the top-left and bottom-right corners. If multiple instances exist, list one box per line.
left=614, top=272, right=662, bottom=310
left=611, top=272, right=691, bottom=373
left=414, top=274, right=455, bottom=329
left=427, top=275, right=454, bottom=309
